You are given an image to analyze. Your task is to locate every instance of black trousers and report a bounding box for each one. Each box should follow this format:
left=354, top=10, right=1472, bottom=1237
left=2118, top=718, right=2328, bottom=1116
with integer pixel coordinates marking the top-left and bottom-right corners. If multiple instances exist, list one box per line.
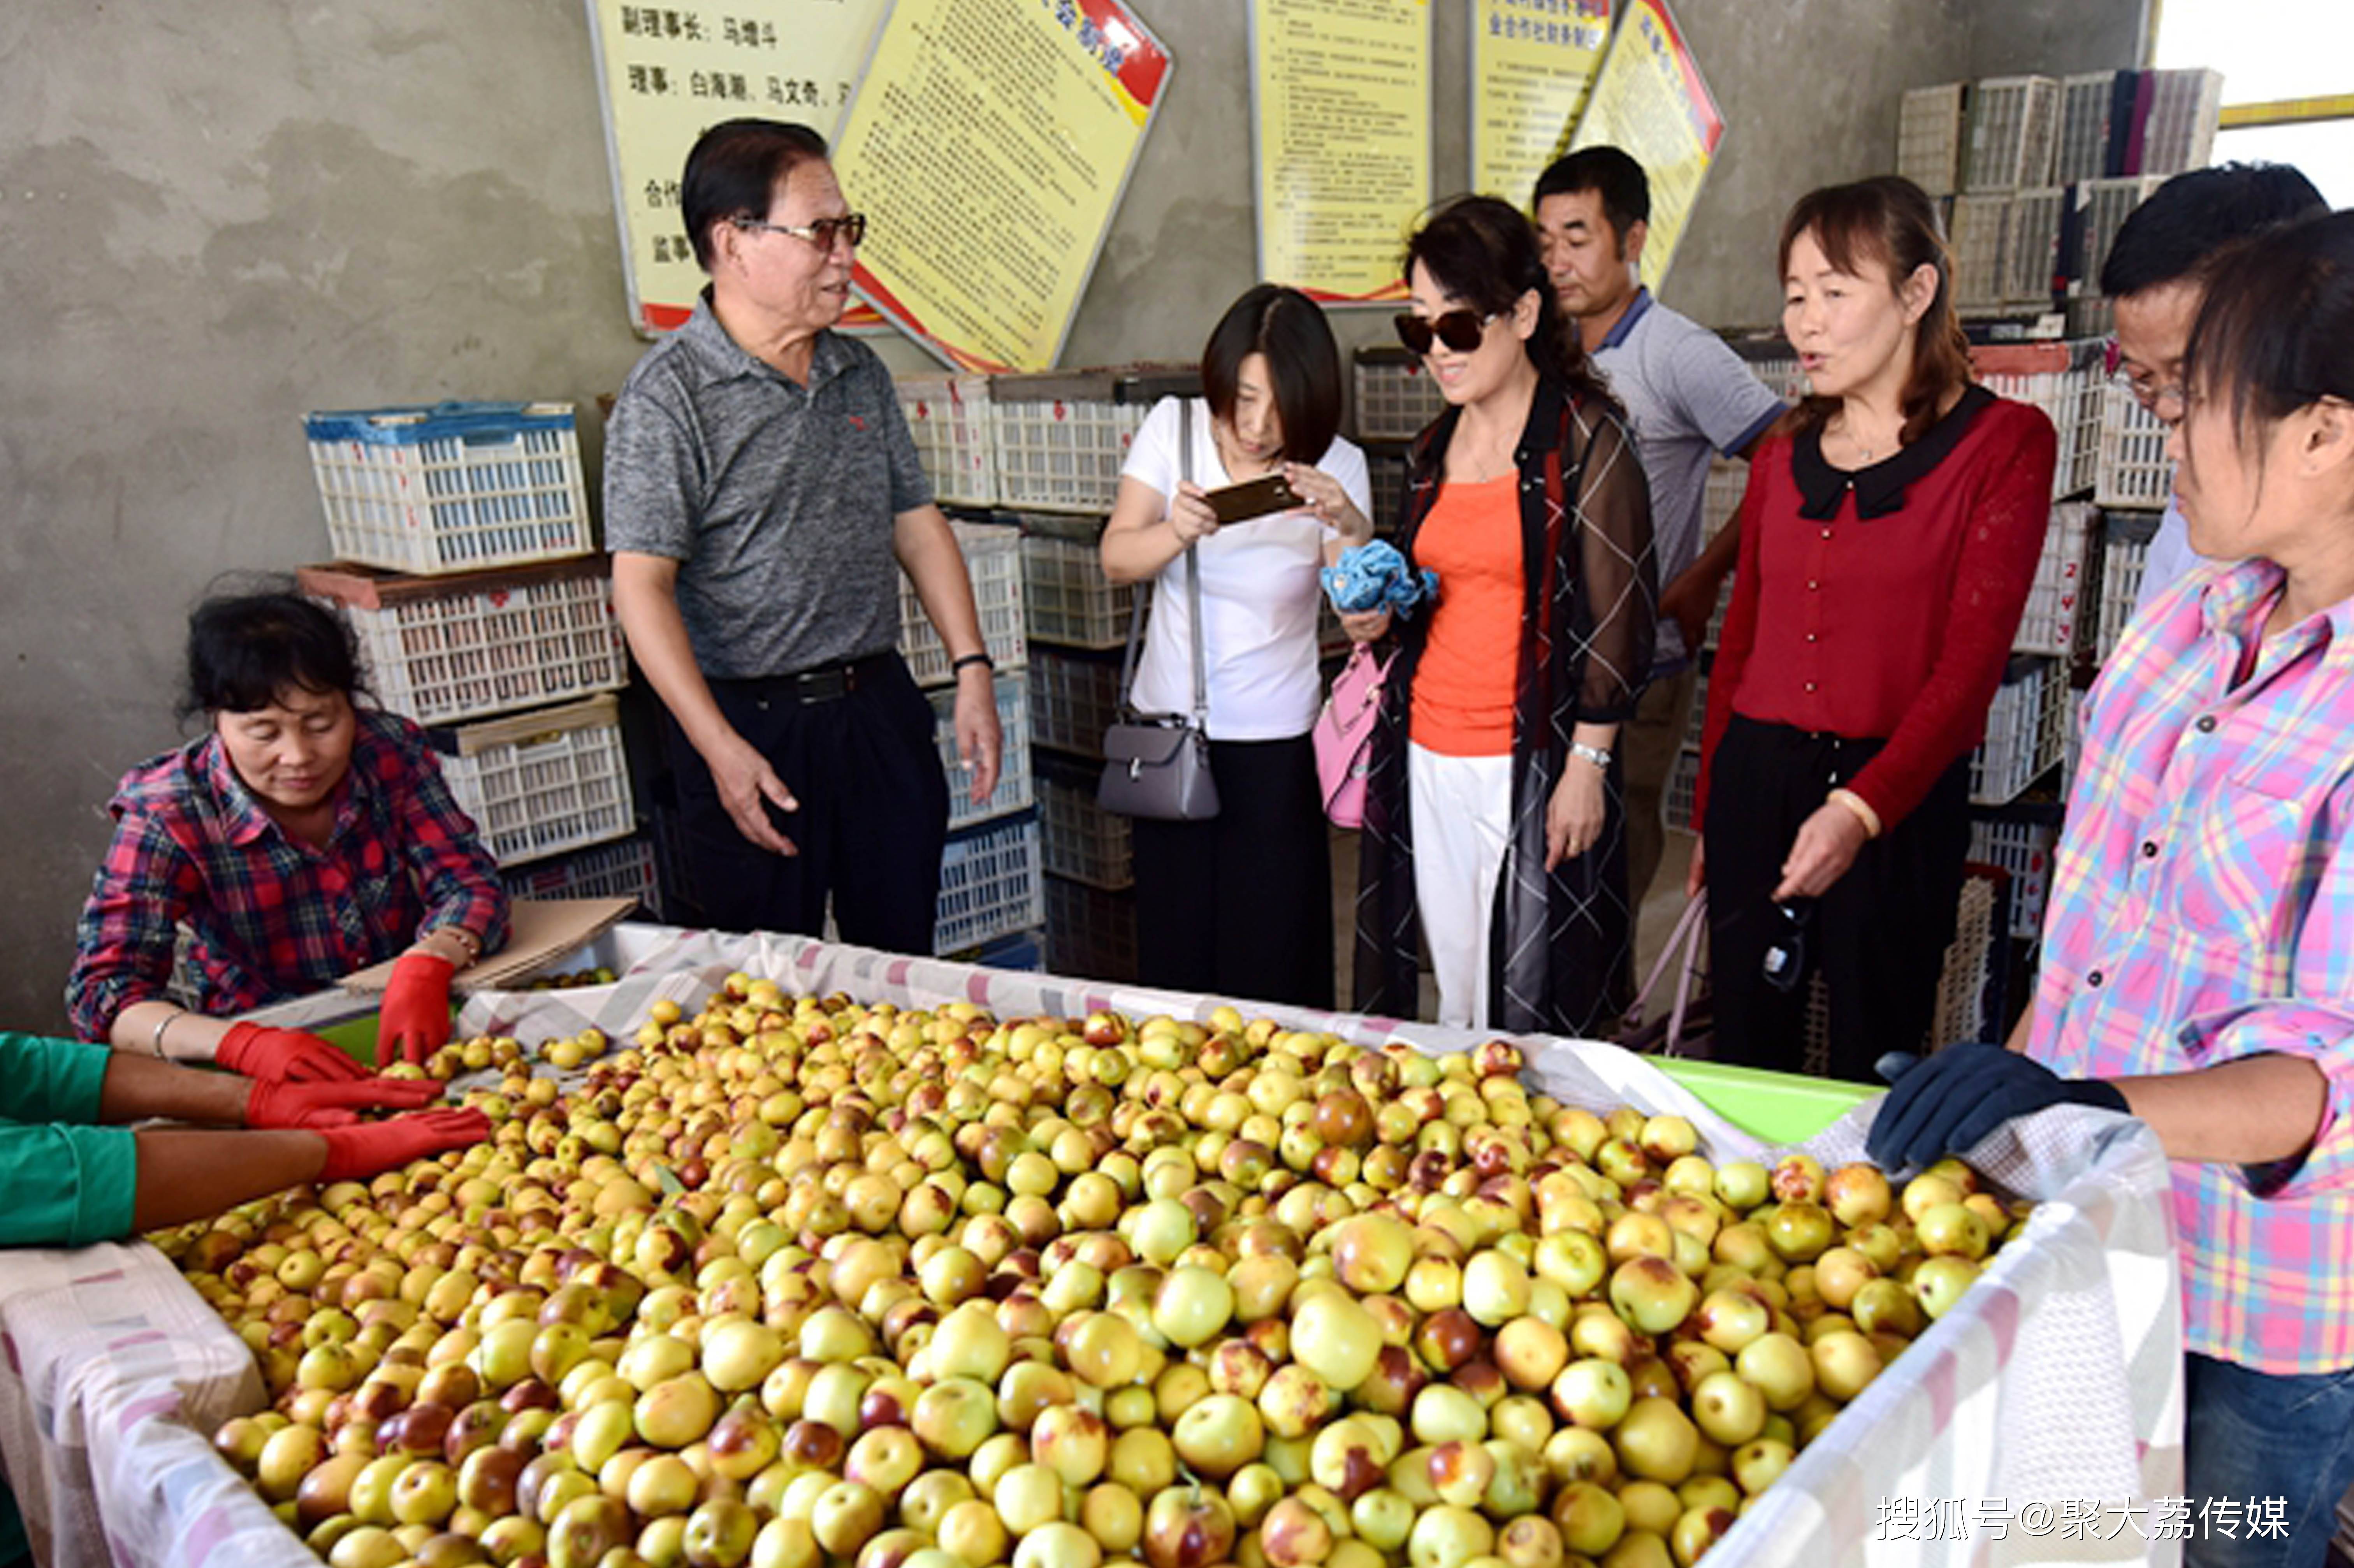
left=1702, top=715, right=1971, bottom=1083
left=1132, top=735, right=1334, bottom=1010
left=662, top=655, right=949, bottom=955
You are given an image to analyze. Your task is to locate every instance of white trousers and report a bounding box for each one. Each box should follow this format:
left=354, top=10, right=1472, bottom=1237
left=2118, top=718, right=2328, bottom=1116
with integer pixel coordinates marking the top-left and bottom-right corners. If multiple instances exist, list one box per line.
left=1408, top=742, right=1514, bottom=1029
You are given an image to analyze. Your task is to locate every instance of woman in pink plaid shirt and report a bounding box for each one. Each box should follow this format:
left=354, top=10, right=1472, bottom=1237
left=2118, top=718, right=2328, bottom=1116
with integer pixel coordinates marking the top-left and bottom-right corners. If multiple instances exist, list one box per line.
left=1874, top=210, right=2354, bottom=1566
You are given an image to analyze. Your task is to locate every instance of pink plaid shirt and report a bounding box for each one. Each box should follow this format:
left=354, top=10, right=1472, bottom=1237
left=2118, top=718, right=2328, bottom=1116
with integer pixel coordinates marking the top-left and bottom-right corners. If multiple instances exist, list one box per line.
left=2032, top=556, right=2354, bottom=1374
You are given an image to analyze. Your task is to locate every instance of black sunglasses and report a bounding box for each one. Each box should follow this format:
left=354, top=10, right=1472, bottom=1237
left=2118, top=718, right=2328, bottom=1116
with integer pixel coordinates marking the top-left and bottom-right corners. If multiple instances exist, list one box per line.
left=1393, top=309, right=1497, bottom=356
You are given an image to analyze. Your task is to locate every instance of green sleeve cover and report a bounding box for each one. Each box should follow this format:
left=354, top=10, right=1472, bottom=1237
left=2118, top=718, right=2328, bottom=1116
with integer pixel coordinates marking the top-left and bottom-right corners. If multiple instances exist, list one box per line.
left=0, top=1033, right=137, bottom=1245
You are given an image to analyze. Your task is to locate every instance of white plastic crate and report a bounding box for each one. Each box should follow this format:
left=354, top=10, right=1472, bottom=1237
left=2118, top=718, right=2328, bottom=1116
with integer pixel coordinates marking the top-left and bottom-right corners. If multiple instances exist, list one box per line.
left=303, top=401, right=590, bottom=575
left=933, top=670, right=1034, bottom=831
left=1036, top=756, right=1134, bottom=890
left=1969, top=654, right=2064, bottom=806
left=435, top=694, right=636, bottom=867
left=897, top=374, right=996, bottom=508
left=1970, top=818, right=2059, bottom=940
left=2001, top=188, right=2065, bottom=308
left=297, top=557, right=628, bottom=727
left=1029, top=647, right=1123, bottom=758
left=2067, top=175, right=2165, bottom=302
left=900, top=520, right=1027, bottom=687
left=1021, top=529, right=1133, bottom=649
left=500, top=835, right=660, bottom=917
left=1948, top=195, right=2011, bottom=311
left=2140, top=68, right=2223, bottom=178
left=1702, top=457, right=1747, bottom=535
left=2096, top=381, right=2171, bottom=511
left=1044, top=873, right=1139, bottom=983
left=1701, top=570, right=1735, bottom=652
left=989, top=369, right=1194, bottom=514
left=935, top=812, right=1044, bottom=955
left=2014, top=501, right=2097, bottom=656
left=2096, top=511, right=2159, bottom=663
left=1972, top=340, right=2103, bottom=499
left=1663, top=745, right=1700, bottom=836
left=1369, top=449, right=1408, bottom=539
left=1963, top=75, right=2059, bottom=193
left=1897, top=83, right=1968, bottom=197
left=1680, top=659, right=1711, bottom=751
left=1931, top=869, right=2003, bottom=1048
left=2057, top=71, right=2124, bottom=185
left=1353, top=347, right=1448, bottom=442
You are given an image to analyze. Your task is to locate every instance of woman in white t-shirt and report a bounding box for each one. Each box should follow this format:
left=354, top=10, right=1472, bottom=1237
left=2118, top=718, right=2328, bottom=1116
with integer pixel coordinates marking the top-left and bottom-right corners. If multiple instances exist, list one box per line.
left=1101, top=284, right=1375, bottom=1007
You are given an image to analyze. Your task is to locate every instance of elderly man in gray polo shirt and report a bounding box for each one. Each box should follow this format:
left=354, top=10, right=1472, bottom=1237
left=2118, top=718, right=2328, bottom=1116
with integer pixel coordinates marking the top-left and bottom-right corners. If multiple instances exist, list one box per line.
left=606, top=118, right=1000, bottom=953
left=1534, top=146, right=1784, bottom=913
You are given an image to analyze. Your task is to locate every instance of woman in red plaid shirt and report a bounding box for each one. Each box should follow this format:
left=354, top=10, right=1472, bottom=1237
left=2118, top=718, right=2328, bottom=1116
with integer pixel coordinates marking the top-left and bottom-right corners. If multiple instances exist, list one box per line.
left=66, top=591, right=509, bottom=1079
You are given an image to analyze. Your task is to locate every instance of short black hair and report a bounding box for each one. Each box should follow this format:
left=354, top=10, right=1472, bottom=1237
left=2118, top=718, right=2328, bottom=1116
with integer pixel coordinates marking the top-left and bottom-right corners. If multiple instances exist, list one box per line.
left=1200, top=284, right=1344, bottom=466
left=182, top=589, right=364, bottom=722
left=682, top=119, right=830, bottom=271
left=1532, top=146, right=1651, bottom=243
left=2099, top=162, right=2326, bottom=298
left=2185, top=211, right=2354, bottom=449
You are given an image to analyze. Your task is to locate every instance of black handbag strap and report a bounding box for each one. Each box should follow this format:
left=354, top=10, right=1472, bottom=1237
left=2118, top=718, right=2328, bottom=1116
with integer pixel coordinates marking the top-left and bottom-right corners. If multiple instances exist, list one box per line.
left=1115, top=400, right=1209, bottom=729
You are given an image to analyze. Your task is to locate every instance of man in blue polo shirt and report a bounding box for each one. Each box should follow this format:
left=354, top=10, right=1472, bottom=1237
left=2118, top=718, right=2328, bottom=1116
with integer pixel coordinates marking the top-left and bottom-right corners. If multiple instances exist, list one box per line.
left=1534, top=146, right=1784, bottom=911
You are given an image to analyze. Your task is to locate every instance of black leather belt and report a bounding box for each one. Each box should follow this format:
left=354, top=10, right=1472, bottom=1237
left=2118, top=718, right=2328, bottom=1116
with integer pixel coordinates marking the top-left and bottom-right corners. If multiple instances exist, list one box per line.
left=718, top=651, right=897, bottom=707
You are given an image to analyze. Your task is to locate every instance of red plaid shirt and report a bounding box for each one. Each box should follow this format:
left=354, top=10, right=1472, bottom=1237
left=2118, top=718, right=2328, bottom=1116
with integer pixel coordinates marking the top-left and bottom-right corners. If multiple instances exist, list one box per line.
left=66, top=709, right=509, bottom=1038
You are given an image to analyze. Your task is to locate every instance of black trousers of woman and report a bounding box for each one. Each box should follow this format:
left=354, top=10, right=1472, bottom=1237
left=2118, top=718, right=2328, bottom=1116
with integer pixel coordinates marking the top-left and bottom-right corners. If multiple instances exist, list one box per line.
left=1703, top=715, right=1971, bottom=1083
left=1132, top=734, right=1334, bottom=1010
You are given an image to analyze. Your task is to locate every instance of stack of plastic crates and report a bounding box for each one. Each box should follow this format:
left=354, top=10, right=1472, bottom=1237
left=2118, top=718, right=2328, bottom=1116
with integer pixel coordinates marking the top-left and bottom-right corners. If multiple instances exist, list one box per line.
left=2014, top=501, right=2097, bottom=657
left=2000, top=188, right=2066, bottom=310
left=1045, top=872, right=1139, bottom=984
left=500, top=835, right=661, bottom=918
left=1970, top=818, right=2060, bottom=940
left=1681, top=659, right=1711, bottom=751
left=1800, top=865, right=2011, bottom=1067
left=1036, top=751, right=1133, bottom=891
left=2096, top=382, right=2172, bottom=512
left=897, top=374, right=996, bottom=508
left=1962, top=76, right=2060, bottom=193
left=2096, top=511, right=2159, bottom=663
left=1970, top=656, right=2065, bottom=806
left=2057, top=71, right=2124, bottom=184
left=1028, top=647, right=1124, bottom=758
left=298, top=558, right=629, bottom=726
left=1663, top=746, right=1701, bottom=836
left=303, top=402, right=591, bottom=575
left=1948, top=195, right=2012, bottom=312
left=899, top=519, right=1027, bottom=686
left=2064, top=176, right=2165, bottom=340
left=934, top=671, right=1034, bottom=833
left=1369, top=450, right=1409, bottom=539
left=1971, top=341, right=2103, bottom=498
left=2140, top=68, right=2223, bottom=177
left=1353, top=347, right=1447, bottom=442
left=433, top=694, right=637, bottom=867
left=1897, top=83, right=1968, bottom=197
left=989, top=368, right=1197, bottom=513
left=1020, top=521, right=1132, bottom=650
left=935, top=810, right=1044, bottom=957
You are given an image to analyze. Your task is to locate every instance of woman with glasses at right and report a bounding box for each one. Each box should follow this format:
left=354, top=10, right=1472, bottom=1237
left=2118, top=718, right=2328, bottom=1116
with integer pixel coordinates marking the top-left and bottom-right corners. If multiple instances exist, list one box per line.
left=1350, top=195, right=1656, bottom=1037
left=1691, top=177, right=2054, bottom=1080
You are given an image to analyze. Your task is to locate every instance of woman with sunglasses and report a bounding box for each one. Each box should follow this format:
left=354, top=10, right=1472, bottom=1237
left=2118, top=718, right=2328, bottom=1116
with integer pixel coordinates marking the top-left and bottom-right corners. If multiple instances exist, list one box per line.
left=1691, top=177, right=2053, bottom=1080
left=1870, top=209, right=2354, bottom=1567
left=1350, top=196, right=1656, bottom=1034
left=1101, top=284, right=1373, bottom=1007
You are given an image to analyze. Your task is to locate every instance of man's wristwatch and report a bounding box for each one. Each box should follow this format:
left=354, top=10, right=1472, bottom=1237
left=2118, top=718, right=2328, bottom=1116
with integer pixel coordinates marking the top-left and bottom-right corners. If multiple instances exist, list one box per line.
left=1569, top=742, right=1612, bottom=772
left=952, top=652, right=995, bottom=675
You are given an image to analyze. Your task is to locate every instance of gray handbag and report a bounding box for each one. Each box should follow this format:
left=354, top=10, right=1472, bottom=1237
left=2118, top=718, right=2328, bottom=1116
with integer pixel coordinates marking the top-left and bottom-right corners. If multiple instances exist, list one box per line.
left=1098, top=402, right=1220, bottom=822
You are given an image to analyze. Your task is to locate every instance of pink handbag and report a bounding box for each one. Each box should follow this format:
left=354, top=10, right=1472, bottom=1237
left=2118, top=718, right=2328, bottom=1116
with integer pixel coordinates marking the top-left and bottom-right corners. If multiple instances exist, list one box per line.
left=1312, top=643, right=1391, bottom=828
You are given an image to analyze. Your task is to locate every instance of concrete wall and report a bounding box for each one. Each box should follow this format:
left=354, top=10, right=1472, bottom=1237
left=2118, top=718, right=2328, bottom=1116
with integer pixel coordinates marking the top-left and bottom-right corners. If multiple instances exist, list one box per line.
left=0, top=0, right=2140, bottom=1032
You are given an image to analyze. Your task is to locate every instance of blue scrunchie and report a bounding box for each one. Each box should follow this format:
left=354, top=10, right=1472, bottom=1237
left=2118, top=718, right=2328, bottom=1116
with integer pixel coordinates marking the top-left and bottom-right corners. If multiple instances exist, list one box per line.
left=1321, top=541, right=1438, bottom=620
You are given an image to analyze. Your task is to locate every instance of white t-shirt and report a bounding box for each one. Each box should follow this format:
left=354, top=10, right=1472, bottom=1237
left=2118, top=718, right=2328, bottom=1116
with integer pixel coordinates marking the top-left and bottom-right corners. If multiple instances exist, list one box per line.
left=1120, top=396, right=1372, bottom=740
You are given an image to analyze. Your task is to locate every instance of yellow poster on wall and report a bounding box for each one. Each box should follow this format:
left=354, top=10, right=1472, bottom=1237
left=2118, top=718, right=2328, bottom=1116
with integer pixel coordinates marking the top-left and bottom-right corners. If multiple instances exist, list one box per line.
left=831, top=0, right=1172, bottom=372
left=1566, top=0, right=1723, bottom=293
left=1252, top=0, right=1432, bottom=303
left=584, top=0, right=888, bottom=335
left=1471, top=0, right=1613, bottom=209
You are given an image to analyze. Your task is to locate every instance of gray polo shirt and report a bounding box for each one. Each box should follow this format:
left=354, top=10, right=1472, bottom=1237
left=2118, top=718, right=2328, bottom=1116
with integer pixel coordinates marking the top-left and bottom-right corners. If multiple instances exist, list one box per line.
left=604, top=292, right=933, bottom=679
left=1591, top=289, right=1784, bottom=669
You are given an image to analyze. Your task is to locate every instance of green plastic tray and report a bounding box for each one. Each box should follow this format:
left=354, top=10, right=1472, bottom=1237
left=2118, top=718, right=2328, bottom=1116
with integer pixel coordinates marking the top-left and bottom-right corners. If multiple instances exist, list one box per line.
left=1654, top=1057, right=1877, bottom=1146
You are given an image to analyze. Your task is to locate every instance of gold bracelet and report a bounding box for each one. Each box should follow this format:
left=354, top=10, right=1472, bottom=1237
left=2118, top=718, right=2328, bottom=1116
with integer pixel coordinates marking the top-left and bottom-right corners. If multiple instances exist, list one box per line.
left=150, top=1006, right=186, bottom=1058
left=1827, top=788, right=1884, bottom=840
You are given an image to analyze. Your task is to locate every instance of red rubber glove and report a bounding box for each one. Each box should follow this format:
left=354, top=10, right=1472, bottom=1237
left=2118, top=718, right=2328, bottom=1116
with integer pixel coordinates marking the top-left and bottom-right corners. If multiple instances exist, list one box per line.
left=316, top=1108, right=493, bottom=1183
left=377, top=952, right=457, bottom=1069
left=246, top=1076, right=444, bottom=1130
left=215, top=1021, right=369, bottom=1084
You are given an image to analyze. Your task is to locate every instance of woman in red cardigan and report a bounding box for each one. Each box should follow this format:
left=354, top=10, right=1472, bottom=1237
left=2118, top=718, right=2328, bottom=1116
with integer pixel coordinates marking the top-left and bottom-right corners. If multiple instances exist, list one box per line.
left=1693, top=177, right=2055, bottom=1080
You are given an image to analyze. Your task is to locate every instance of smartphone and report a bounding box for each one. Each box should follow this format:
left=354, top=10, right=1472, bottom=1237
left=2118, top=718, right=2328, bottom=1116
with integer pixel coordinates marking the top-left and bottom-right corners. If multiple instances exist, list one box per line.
left=1205, top=472, right=1301, bottom=526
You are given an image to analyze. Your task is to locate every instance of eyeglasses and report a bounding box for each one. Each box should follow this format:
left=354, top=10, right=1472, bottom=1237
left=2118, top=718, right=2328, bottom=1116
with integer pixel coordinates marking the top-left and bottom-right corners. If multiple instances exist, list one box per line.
left=1393, top=309, right=1498, bottom=356
left=736, top=212, right=868, bottom=252
left=2103, top=338, right=2185, bottom=418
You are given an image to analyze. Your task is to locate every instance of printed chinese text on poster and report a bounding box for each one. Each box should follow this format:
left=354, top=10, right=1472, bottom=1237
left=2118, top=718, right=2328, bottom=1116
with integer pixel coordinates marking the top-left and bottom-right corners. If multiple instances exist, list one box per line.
left=1251, top=0, right=1433, bottom=304
left=831, top=0, right=1171, bottom=373
left=1471, top=0, right=1613, bottom=209
left=1566, top=0, right=1722, bottom=293
left=585, top=0, right=888, bottom=335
